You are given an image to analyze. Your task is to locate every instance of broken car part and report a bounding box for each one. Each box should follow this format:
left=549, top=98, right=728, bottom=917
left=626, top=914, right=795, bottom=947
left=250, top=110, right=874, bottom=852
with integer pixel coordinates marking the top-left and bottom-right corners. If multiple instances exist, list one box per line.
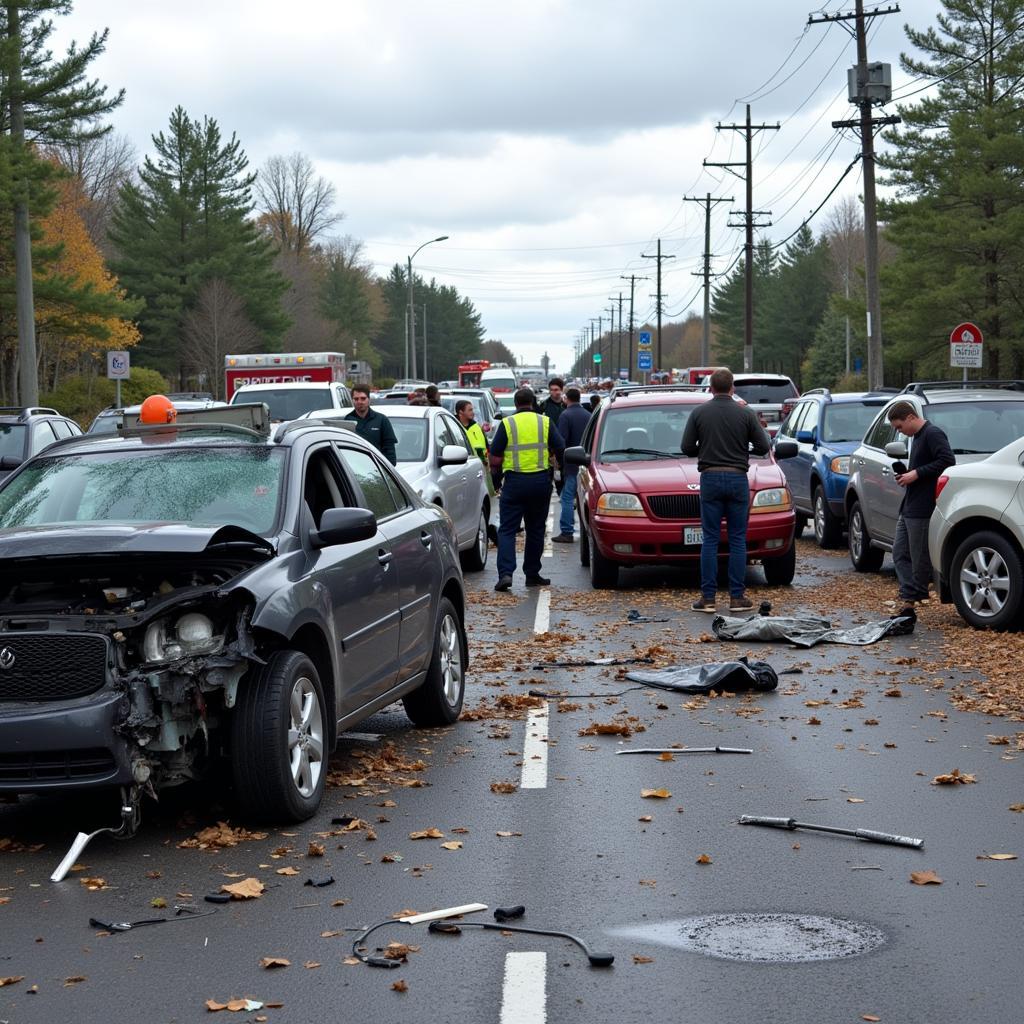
left=50, top=786, right=142, bottom=883
left=352, top=903, right=489, bottom=967
left=493, top=905, right=526, bottom=921
left=711, top=609, right=916, bottom=648
left=626, top=657, right=778, bottom=694
left=89, top=909, right=218, bottom=931
left=626, top=610, right=670, bottom=623
left=616, top=746, right=753, bottom=755
left=739, top=815, right=924, bottom=849
left=429, top=919, right=614, bottom=967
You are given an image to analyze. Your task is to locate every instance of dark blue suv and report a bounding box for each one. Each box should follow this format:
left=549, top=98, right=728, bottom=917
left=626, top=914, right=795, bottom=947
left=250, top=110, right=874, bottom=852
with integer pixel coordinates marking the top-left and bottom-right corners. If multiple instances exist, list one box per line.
left=774, top=389, right=896, bottom=548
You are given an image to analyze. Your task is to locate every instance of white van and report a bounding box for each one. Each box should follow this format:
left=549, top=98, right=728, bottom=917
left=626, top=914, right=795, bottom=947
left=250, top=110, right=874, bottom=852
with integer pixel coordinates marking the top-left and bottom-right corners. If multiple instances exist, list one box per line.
left=479, top=366, right=518, bottom=394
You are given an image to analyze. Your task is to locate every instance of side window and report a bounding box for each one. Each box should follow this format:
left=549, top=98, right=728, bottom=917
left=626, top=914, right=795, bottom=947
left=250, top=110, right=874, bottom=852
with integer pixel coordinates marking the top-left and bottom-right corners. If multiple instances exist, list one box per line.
left=865, top=408, right=897, bottom=449
left=445, top=415, right=474, bottom=455
left=30, top=421, right=58, bottom=455
left=433, top=416, right=449, bottom=457
left=778, top=403, right=805, bottom=438
left=581, top=413, right=597, bottom=453
left=302, top=445, right=348, bottom=528
left=383, top=468, right=412, bottom=511
left=336, top=447, right=399, bottom=520
left=335, top=385, right=353, bottom=408
left=51, top=419, right=75, bottom=440
left=796, top=402, right=818, bottom=438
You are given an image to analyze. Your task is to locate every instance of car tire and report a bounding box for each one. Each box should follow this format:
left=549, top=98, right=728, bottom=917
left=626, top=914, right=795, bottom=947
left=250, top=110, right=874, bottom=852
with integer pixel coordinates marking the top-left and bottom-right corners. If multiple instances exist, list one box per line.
left=762, top=542, right=796, bottom=585
left=402, top=597, right=467, bottom=726
left=847, top=500, right=884, bottom=572
left=460, top=507, right=489, bottom=572
left=588, top=527, right=619, bottom=589
left=813, top=486, right=843, bottom=549
left=794, top=513, right=808, bottom=537
left=579, top=513, right=591, bottom=567
left=231, top=651, right=327, bottom=822
left=950, top=531, right=1024, bottom=631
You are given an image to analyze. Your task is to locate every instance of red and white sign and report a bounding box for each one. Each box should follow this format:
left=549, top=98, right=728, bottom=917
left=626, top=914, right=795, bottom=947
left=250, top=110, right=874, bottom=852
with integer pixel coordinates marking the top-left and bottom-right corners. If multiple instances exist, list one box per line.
left=949, top=322, right=983, bottom=368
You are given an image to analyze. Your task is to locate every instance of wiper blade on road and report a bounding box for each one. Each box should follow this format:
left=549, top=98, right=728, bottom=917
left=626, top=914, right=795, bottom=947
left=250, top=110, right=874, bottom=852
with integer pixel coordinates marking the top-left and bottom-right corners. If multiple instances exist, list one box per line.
left=601, top=447, right=677, bottom=459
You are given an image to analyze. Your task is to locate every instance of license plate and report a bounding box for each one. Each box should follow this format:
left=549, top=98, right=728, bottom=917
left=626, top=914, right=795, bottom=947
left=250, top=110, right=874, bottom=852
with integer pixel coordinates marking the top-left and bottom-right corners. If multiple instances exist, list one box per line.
left=684, top=527, right=703, bottom=545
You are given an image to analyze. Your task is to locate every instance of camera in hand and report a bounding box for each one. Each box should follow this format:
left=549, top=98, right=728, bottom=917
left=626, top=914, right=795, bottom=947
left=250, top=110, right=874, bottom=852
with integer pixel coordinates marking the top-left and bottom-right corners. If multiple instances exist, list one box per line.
left=892, top=461, right=908, bottom=476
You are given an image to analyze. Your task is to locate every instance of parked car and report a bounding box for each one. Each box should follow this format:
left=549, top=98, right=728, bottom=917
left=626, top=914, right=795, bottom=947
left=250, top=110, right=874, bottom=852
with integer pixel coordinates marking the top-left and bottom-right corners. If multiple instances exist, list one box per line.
left=566, top=385, right=798, bottom=589
left=229, top=380, right=353, bottom=422
left=304, top=404, right=490, bottom=573
left=774, top=388, right=896, bottom=547
left=700, top=373, right=799, bottom=436
left=0, top=405, right=467, bottom=821
left=88, top=394, right=226, bottom=435
left=0, top=406, right=82, bottom=480
left=929, top=436, right=1024, bottom=630
left=844, top=381, right=1024, bottom=572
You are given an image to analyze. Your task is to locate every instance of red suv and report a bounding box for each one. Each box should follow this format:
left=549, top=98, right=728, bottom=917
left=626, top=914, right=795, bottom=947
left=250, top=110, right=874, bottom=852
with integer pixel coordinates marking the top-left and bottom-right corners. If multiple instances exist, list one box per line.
left=565, top=387, right=798, bottom=589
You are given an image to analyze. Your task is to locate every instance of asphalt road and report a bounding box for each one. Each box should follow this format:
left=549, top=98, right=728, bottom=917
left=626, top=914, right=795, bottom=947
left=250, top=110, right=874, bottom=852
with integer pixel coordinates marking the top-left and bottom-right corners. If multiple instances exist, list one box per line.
left=1, top=517, right=1021, bottom=1024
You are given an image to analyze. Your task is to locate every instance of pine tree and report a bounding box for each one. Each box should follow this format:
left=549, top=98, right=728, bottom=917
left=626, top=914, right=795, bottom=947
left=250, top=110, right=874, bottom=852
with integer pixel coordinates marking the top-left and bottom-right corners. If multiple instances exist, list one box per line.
left=110, top=107, right=288, bottom=377
left=879, top=0, right=1024, bottom=375
left=710, top=240, right=778, bottom=370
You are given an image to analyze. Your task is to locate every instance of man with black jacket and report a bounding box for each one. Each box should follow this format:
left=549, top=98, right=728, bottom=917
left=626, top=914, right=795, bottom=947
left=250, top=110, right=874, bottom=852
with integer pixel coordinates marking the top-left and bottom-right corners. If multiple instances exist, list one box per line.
left=552, top=387, right=590, bottom=543
left=886, top=401, right=955, bottom=603
left=344, top=385, right=398, bottom=465
left=540, top=378, right=566, bottom=495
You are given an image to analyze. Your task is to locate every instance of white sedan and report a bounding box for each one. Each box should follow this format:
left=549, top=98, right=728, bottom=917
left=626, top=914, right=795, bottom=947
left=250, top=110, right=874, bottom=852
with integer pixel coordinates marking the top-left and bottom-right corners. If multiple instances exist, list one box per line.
left=303, top=405, right=491, bottom=572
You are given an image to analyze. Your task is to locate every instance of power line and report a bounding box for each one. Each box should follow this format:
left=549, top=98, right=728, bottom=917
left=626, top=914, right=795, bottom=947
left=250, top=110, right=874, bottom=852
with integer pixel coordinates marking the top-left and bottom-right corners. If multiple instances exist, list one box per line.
left=770, top=151, right=863, bottom=252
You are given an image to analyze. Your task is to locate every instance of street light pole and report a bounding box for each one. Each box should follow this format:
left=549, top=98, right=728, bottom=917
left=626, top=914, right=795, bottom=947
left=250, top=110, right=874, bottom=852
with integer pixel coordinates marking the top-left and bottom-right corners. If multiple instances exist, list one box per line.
left=407, top=235, right=449, bottom=380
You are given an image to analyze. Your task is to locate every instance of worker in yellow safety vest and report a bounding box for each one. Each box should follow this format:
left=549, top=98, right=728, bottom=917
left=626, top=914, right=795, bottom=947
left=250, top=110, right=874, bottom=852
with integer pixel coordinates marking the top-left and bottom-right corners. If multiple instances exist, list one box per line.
left=455, top=399, right=488, bottom=463
left=488, top=388, right=565, bottom=592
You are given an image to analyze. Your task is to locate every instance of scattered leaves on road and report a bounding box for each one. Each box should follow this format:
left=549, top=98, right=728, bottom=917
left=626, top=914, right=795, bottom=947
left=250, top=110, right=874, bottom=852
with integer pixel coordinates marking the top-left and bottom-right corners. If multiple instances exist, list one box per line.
left=178, top=822, right=268, bottom=850
left=931, top=769, right=976, bottom=785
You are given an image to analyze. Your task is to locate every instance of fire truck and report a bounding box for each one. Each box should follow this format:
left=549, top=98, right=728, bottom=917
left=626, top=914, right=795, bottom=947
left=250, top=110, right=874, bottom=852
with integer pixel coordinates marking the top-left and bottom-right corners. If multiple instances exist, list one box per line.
left=224, top=352, right=347, bottom=401
left=457, top=359, right=490, bottom=387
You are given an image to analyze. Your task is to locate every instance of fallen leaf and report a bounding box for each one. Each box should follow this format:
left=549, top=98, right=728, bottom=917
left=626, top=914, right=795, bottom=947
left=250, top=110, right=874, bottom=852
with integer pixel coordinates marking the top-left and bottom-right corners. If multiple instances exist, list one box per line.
left=639, top=879, right=656, bottom=887
left=931, top=769, right=976, bottom=785
left=63, top=976, right=87, bottom=986
left=696, top=854, right=712, bottom=865
left=632, top=955, right=655, bottom=963
left=79, top=877, right=108, bottom=891
left=910, top=870, right=943, bottom=885
left=1010, top=804, right=1024, bottom=813
left=641, top=788, right=672, bottom=799
left=178, top=821, right=268, bottom=850
left=579, top=721, right=633, bottom=737
left=150, top=897, right=167, bottom=909
left=657, top=752, right=675, bottom=761
left=490, top=781, right=518, bottom=794
left=392, top=980, right=409, bottom=992
left=847, top=797, right=865, bottom=804
left=307, top=841, right=325, bottom=857
left=221, top=877, right=265, bottom=900
left=977, top=853, right=1017, bottom=861
left=987, top=735, right=1010, bottom=745
left=862, top=1016, right=881, bottom=1022
left=320, top=930, right=342, bottom=938
left=0, top=977, right=24, bottom=987
left=259, top=957, right=290, bottom=969
left=146, top=870, right=162, bottom=879
left=863, top=719, right=879, bottom=726
left=383, top=942, right=419, bottom=961
left=409, top=828, right=445, bottom=840
left=304, top=961, right=321, bottom=969
left=342, top=956, right=361, bottom=966
left=496, top=830, right=522, bottom=837
left=276, top=867, right=300, bottom=876
left=638, top=815, right=653, bottom=823
left=440, top=841, right=463, bottom=851
left=807, top=716, right=822, bottom=726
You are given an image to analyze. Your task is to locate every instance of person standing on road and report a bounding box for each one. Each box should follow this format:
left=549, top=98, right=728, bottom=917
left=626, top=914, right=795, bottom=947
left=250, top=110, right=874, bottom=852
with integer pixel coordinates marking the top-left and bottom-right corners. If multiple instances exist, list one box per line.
left=552, top=386, right=590, bottom=543
left=886, top=401, right=955, bottom=604
left=489, top=387, right=565, bottom=592
left=425, top=384, right=442, bottom=407
left=681, top=367, right=770, bottom=613
left=344, top=385, right=398, bottom=465
left=455, top=399, right=488, bottom=464
left=540, top=378, right=566, bottom=496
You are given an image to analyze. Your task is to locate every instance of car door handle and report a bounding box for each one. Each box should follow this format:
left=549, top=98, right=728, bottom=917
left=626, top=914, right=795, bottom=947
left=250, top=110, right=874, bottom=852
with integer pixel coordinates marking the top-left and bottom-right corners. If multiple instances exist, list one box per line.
left=881, top=467, right=891, bottom=475
left=377, top=549, right=393, bottom=566
left=420, top=531, right=432, bottom=549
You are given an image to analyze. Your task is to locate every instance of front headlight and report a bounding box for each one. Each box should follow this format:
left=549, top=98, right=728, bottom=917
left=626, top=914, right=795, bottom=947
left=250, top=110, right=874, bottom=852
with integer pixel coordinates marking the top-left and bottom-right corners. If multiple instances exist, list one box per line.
left=830, top=456, right=851, bottom=475
left=596, top=492, right=645, bottom=517
left=750, top=488, right=791, bottom=513
left=143, top=612, right=223, bottom=664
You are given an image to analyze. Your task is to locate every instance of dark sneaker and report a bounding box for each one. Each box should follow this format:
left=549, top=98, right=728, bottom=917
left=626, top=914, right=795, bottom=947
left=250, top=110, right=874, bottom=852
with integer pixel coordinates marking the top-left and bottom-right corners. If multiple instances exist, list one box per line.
left=730, top=596, right=754, bottom=612
left=525, top=575, right=551, bottom=587
left=551, top=534, right=574, bottom=543
left=691, top=597, right=717, bottom=613
left=494, top=576, right=513, bottom=592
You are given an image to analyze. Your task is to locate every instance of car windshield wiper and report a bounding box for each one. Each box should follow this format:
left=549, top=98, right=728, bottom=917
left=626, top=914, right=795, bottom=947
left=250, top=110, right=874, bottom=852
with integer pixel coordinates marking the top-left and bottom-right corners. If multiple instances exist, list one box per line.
left=952, top=448, right=989, bottom=455
left=601, top=448, right=677, bottom=459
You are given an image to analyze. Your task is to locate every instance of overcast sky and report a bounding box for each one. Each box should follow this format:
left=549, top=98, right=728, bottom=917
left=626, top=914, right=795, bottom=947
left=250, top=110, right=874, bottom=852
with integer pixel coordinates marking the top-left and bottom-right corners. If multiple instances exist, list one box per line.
left=57, top=0, right=942, bottom=374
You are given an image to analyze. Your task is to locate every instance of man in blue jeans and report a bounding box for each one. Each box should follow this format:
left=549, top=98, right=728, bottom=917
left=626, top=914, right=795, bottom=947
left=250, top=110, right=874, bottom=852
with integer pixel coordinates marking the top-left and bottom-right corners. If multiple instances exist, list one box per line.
left=682, top=368, right=771, bottom=612
left=552, top=387, right=591, bottom=543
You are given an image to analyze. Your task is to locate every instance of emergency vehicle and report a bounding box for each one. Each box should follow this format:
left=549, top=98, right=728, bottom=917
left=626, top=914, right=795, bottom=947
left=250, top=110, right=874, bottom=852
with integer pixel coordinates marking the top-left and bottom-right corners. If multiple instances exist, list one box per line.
left=457, top=359, right=490, bottom=387
left=224, top=352, right=347, bottom=401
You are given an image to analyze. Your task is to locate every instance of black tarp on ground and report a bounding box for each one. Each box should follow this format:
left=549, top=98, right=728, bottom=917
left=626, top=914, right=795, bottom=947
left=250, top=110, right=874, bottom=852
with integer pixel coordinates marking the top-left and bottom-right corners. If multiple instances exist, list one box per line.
left=710, top=608, right=916, bottom=648
left=626, top=657, right=778, bottom=694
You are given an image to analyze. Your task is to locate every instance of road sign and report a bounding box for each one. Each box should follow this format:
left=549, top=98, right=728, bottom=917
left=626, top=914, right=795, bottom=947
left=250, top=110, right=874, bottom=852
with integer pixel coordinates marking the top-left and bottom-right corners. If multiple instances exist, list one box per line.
left=593, top=353, right=602, bottom=363
left=619, top=368, right=628, bottom=380
left=107, top=350, right=130, bottom=379
left=637, top=351, right=652, bottom=371
left=949, top=322, right=983, bottom=368
left=638, top=331, right=652, bottom=348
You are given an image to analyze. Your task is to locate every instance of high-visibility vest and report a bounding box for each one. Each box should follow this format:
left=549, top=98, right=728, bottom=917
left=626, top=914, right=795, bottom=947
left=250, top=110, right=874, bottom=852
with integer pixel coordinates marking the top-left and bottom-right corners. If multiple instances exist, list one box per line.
left=502, top=412, right=550, bottom=473
left=465, top=421, right=488, bottom=461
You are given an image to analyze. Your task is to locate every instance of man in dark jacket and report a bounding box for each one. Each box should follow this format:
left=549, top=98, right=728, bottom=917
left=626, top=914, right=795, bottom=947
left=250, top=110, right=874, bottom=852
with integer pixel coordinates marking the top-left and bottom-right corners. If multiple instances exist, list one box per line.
left=540, top=378, right=566, bottom=495
left=552, top=387, right=590, bottom=542
left=886, top=401, right=955, bottom=603
left=344, top=385, right=398, bottom=465
left=682, top=368, right=771, bottom=613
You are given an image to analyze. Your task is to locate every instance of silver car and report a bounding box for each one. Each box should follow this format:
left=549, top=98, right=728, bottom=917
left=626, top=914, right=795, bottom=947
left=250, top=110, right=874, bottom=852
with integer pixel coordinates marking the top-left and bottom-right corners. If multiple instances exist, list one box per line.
left=844, top=383, right=1024, bottom=571
left=929, top=435, right=1024, bottom=630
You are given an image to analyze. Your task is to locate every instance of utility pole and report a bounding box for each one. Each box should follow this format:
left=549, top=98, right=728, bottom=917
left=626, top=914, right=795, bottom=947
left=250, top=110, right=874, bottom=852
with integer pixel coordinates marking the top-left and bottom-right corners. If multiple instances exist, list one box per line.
left=621, top=275, right=648, bottom=381
left=404, top=308, right=410, bottom=380
left=811, top=2, right=900, bottom=390
left=705, top=104, right=779, bottom=372
left=616, top=292, right=624, bottom=379
left=685, top=193, right=733, bottom=365
left=606, top=301, right=617, bottom=381
left=641, top=239, right=675, bottom=374
left=422, top=303, right=427, bottom=381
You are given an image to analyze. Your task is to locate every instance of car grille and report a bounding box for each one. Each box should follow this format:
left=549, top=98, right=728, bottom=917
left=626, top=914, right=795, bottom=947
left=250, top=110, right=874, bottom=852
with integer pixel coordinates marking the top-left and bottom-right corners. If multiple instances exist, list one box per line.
left=0, top=748, right=117, bottom=783
left=0, top=634, right=108, bottom=702
left=647, top=494, right=701, bottom=520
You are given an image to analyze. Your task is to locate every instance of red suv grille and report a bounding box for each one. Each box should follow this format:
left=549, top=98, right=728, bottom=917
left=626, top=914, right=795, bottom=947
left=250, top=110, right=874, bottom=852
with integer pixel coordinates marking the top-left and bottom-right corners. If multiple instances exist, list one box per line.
left=647, top=494, right=701, bottom=520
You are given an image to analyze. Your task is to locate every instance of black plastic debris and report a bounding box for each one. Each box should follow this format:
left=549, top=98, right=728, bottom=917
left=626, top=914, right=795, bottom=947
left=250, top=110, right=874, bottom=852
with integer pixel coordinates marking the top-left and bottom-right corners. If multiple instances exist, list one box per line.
left=332, top=815, right=356, bottom=826
left=710, top=608, right=915, bottom=648
left=533, top=656, right=655, bottom=668
left=626, top=609, right=670, bottom=623
left=204, top=892, right=232, bottom=904
left=494, top=905, right=526, bottom=921
left=626, top=657, right=778, bottom=694
left=305, top=875, right=335, bottom=887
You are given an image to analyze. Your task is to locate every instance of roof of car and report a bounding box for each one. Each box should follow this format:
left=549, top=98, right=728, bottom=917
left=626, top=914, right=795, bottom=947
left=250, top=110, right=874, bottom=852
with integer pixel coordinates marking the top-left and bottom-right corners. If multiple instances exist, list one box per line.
left=375, top=405, right=449, bottom=419
left=799, top=389, right=899, bottom=403
left=232, top=381, right=343, bottom=391
left=0, top=406, right=65, bottom=422
left=898, top=380, right=1024, bottom=403
left=606, top=385, right=713, bottom=407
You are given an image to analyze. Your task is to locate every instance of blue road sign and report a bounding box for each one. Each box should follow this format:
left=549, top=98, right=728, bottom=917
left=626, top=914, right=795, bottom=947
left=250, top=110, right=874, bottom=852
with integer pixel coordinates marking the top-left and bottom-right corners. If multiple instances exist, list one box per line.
left=637, top=351, right=652, bottom=370
left=638, top=331, right=652, bottom=347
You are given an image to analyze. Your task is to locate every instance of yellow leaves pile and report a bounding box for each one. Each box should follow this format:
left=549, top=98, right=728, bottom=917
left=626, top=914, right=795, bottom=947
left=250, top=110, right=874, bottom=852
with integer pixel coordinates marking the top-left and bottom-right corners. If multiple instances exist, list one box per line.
left=178, top=822, right=268, bottom=850
left=931, top=769, right=977, bottom=786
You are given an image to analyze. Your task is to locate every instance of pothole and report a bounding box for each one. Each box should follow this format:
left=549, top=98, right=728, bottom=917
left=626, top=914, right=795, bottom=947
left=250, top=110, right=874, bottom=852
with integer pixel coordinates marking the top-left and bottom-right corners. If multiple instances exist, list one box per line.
left=610, top=913, right=886, bottom=963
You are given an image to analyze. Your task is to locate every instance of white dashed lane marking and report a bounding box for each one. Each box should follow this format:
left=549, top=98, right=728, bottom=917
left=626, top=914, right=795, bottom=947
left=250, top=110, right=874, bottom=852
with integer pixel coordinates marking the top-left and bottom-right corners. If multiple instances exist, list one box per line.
left=533, top=588, right=551, bottom=635
left=520, top=702, right=549, bottom=790
left=500, top=951, right=547, bottom=1024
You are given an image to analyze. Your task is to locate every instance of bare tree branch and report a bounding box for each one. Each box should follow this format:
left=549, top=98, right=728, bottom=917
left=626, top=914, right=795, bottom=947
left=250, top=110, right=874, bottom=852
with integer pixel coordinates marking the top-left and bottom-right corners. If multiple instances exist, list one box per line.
left=255, top=152, right=344, bottom=255
left=182, top=278, right=262, bottom=398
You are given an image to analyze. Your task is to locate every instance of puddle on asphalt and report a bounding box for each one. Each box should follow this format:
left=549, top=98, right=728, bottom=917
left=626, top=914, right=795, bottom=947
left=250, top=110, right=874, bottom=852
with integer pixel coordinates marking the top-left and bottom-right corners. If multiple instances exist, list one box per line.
left=609, top=913, right=886, bottom=963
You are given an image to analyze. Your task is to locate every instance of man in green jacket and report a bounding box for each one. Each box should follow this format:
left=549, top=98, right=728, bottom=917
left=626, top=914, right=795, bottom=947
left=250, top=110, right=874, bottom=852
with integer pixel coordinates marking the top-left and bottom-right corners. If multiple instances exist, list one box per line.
left=344, top=385, right=398, bottom=465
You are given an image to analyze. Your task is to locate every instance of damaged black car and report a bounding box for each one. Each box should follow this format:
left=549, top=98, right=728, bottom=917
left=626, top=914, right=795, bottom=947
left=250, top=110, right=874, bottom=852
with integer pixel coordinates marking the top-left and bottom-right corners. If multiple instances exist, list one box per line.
left=0, top=410, right=468, bottom=822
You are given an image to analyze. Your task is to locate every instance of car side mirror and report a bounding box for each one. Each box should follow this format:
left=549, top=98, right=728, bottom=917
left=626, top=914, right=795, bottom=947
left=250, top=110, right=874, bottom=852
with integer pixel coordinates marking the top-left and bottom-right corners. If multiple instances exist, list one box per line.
left=795, top=429, right=815, bottom=444
left=885, top=440, right=908, bottom=459
left=564, top=445, right=590, bottom=467
left=774, top=441, right=798, bottom=460
left=310, top=507, right=377, bottom=548
left=0, top=455, right=22, bottom=470
left=438, top=443, right=469, bottom=466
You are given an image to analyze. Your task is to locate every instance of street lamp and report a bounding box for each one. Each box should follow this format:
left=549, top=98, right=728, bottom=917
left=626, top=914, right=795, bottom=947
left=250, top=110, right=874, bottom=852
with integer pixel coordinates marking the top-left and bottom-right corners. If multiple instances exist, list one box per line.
left=407, top=235, right=449, bottom=380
